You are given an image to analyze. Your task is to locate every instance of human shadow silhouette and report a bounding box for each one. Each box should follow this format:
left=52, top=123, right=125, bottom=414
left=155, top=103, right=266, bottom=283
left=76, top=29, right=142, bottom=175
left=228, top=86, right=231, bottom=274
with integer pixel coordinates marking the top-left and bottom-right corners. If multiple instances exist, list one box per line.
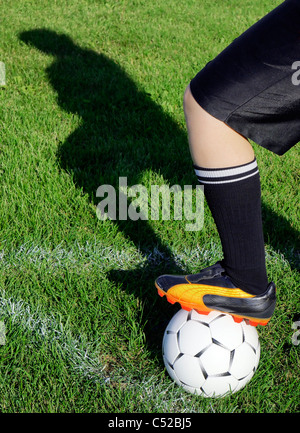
left=19, top=29, right=299, bottom=355
left=19, top=29, right=195, bottom=355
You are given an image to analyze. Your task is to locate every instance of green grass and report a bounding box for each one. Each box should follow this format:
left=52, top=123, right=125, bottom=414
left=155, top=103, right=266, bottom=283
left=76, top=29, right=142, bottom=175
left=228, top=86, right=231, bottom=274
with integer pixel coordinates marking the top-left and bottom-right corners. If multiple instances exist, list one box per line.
left=0, top=0, right=299, bottom=413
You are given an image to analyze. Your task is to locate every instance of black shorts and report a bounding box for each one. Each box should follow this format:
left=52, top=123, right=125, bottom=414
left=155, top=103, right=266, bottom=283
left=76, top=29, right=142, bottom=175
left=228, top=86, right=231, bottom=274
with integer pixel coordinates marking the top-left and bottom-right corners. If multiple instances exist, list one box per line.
left=190, top=0, right=300, bottom=155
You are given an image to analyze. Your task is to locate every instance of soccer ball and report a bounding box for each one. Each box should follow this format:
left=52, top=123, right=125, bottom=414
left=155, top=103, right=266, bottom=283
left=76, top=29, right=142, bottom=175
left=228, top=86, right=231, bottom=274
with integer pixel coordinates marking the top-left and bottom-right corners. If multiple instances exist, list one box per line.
left=162, top=309, right=260, bottom=398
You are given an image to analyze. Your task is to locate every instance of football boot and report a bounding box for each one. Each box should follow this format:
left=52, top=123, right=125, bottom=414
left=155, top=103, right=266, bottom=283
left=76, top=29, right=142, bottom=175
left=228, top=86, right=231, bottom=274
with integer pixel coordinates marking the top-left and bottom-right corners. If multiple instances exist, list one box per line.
left=155, top=262, right=276, bottom=326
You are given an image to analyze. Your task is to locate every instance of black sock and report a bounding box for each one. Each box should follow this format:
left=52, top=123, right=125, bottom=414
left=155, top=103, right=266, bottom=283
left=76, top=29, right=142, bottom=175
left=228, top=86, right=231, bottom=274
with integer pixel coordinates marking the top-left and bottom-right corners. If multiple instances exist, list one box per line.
left=194, top=158, right=268, bottom=295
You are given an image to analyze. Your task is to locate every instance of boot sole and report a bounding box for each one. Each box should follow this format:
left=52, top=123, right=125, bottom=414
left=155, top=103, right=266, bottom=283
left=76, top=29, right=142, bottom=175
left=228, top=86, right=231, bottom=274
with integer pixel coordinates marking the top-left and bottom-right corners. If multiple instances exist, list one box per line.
left=156, top=285, right=270, bottom=327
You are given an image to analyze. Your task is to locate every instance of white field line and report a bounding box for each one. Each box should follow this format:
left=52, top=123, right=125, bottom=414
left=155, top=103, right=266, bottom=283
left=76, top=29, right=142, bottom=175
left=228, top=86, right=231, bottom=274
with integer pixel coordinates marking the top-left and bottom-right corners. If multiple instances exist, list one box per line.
left=0, top=240, right=224, bottom=272
left=0, top=290, right=199, bottom=412
left=0, top=291, right=110, bottom=383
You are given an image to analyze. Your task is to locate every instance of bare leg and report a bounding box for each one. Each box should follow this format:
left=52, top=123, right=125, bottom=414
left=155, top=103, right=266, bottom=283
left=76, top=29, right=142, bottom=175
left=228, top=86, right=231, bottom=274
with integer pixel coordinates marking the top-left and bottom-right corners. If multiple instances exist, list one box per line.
left=183, top=84, right=254, bottom=168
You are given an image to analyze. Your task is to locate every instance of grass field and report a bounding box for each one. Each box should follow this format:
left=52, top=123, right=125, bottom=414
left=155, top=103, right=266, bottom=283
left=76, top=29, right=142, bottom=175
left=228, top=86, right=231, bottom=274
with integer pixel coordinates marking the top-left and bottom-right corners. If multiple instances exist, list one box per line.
left=0, top=0, right=299, bottom=413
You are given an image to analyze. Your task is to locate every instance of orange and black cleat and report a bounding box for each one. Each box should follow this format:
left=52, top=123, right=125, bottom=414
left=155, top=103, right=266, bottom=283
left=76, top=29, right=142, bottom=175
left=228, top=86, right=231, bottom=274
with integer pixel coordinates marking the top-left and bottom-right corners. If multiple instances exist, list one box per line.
left=155, top=262, right=276, bottom=327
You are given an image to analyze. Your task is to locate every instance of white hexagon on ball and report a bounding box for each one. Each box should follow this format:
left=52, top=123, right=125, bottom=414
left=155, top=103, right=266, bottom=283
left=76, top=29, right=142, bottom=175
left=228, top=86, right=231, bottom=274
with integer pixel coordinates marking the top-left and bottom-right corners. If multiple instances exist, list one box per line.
left=178, top=320, right=211, bottom=356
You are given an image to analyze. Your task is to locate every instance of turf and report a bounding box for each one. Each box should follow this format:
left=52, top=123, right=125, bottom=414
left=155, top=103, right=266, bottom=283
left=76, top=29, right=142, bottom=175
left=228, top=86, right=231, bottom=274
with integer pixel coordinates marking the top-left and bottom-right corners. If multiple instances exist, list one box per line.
left=0, top=0, right=299, bottom=413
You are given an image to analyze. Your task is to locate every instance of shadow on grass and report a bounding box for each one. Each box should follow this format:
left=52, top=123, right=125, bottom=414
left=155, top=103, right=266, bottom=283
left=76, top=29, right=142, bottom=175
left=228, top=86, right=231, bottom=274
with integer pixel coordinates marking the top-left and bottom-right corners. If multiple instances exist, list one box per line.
left=19, top=29, right=299, bottom=357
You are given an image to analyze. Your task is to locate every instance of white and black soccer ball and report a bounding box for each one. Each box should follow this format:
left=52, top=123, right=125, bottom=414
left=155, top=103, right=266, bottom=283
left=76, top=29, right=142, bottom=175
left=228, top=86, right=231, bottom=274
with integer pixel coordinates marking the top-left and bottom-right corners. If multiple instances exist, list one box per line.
left=162, top=309, right=260, bottom=398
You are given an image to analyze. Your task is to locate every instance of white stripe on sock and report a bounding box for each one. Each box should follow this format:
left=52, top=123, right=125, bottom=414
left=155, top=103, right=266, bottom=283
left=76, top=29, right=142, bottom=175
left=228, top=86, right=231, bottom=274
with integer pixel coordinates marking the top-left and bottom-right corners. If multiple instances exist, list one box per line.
left=198, top=169, right=259, bottom=184
left=194, top=159, right=258, bottom=179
